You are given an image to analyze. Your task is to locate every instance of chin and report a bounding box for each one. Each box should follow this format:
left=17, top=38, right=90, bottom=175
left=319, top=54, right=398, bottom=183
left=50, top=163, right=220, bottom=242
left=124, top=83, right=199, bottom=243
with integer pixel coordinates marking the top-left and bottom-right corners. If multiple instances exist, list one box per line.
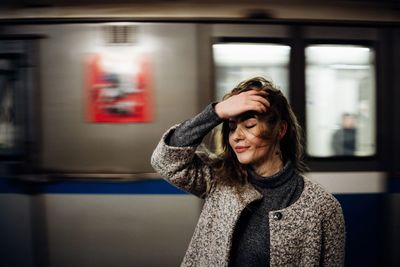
left=235, top=154, right=254, bottom=165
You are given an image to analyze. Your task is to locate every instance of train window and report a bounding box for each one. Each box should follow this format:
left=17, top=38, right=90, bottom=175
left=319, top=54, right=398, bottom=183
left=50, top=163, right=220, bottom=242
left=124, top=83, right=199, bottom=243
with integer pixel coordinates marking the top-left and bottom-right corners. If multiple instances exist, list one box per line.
left=0, top=58, right=15, bottom=150
left=212, top=43, right=290, bottom=100
left=0, top=41, right=33, bottom=159
left=209, top=43, right=290, bottom=154
left=305, top=44, right=376, bottom=157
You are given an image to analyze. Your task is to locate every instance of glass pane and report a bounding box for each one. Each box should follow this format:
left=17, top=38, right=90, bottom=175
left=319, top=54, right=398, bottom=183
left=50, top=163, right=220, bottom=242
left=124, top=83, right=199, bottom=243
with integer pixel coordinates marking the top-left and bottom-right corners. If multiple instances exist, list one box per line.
left=213, top=43, right=290, bottom=101
left=305, top=45, right=376, bottom=157
left=0, top=59, right=16, bottom=150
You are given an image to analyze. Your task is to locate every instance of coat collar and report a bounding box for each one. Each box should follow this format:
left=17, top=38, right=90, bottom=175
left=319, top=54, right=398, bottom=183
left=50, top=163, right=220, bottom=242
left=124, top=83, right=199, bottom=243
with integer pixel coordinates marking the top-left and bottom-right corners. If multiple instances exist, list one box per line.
left=232, top=182, right=263, bottom=210
left=233, top=176, right=315, bottom=215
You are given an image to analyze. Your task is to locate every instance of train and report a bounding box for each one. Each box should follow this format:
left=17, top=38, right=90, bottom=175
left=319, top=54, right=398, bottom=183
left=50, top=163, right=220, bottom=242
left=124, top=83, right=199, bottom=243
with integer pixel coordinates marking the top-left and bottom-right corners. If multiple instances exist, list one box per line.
left=0, top=1, right=400, bottom=266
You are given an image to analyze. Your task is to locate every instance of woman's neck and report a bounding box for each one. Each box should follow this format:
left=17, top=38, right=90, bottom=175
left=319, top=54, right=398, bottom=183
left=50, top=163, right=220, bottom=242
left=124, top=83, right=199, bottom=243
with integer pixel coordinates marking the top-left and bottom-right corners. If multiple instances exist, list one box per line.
left=252, top=157, right=284, bottom=177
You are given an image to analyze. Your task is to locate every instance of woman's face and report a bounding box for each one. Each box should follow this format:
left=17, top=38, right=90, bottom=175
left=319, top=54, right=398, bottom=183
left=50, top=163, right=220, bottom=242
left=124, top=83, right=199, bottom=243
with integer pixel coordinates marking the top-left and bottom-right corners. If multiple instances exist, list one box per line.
left=228, top=114, right=273, bottom=166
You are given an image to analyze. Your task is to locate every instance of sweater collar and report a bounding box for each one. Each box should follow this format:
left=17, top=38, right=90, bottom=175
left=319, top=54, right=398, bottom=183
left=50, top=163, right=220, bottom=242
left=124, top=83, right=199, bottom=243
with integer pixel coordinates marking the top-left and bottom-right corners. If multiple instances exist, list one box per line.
left=247, top=160, right=295, bottom=189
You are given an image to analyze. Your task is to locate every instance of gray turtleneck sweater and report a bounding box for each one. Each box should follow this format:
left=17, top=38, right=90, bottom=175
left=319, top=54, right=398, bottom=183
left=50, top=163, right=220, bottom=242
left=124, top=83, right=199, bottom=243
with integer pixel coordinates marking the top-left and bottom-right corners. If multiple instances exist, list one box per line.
left=167, top=104, right=304, bottom=267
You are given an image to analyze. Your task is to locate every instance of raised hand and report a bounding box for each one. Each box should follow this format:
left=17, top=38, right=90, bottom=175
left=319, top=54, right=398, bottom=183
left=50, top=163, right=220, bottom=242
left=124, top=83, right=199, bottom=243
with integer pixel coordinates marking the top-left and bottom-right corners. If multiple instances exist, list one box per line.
left=214, top=90, right=270, bottom=120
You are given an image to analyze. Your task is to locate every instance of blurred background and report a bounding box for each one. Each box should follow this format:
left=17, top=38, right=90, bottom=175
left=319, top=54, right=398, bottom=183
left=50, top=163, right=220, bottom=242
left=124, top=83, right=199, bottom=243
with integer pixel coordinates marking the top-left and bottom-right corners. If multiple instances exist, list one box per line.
left=0, top=0, right=399, bottom=266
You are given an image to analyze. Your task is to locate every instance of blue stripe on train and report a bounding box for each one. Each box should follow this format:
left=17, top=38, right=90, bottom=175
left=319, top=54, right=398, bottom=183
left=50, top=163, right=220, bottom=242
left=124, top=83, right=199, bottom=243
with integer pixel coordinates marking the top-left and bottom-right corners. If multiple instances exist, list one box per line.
left=0, top=177, right=186, bottom=194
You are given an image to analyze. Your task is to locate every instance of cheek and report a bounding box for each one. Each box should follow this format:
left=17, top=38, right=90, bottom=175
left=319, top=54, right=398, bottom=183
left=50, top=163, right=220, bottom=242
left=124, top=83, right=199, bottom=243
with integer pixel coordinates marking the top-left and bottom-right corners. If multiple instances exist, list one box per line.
left=248, top=126, right=263, bottom=136
left=245, top=125, right=266, bottom=141
left=250, top=136, right=271, bottom=150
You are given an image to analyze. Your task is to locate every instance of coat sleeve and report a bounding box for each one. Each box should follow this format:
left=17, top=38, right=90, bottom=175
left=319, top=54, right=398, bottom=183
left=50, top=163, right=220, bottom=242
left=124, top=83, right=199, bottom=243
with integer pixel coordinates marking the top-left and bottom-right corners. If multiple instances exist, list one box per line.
left=151, top=125, right=215, bottom=198
left=320, top=199, right=346, bottom=266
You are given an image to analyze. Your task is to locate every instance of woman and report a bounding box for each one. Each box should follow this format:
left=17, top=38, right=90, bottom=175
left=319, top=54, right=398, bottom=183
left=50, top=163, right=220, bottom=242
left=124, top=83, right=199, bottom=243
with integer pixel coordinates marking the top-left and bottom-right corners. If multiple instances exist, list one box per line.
left=151, top=77, right=345, bottom=267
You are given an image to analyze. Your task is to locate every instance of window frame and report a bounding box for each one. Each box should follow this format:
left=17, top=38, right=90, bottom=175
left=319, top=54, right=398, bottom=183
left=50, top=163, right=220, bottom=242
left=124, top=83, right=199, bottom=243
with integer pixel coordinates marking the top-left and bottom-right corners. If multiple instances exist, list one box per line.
left=300, top=37, right=388, bottom=171
left=210, top=29, right=388, bottom=172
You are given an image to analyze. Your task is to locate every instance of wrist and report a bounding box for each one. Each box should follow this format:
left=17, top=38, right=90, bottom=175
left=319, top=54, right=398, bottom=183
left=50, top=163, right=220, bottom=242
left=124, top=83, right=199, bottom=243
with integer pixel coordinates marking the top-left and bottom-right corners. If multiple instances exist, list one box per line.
left=213, top=102, right=225, bottom=119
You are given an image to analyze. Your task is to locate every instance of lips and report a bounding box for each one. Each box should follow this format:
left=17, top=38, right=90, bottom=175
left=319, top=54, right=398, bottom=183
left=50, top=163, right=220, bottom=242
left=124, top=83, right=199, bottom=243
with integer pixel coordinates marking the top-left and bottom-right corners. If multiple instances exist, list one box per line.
left=234, top=146, right=250, bottom=153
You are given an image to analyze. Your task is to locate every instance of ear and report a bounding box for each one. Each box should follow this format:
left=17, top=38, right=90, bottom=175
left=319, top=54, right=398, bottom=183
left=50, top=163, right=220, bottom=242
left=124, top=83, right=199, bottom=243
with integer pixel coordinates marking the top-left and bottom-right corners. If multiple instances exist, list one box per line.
left=278, top=121, right=288, bottom=140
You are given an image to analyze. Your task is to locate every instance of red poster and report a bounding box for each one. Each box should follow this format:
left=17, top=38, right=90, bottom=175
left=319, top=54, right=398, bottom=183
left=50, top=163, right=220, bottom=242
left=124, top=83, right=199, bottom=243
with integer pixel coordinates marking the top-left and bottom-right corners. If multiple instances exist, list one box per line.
left=85, top=53, right=153, bottom=123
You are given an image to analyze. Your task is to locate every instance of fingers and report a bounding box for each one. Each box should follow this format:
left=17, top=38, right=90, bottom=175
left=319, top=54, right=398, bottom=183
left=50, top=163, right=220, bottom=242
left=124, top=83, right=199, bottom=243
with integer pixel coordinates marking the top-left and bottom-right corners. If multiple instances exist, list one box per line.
left=249, top=95, right=270, bottom=108
left=246, top=90, right=269, bottom=105
left=215, top=89, right=270, bottom=119
left=247, top=100, right=267, bottom=113
left=245, top=90, right=270, bottom=113
left=247, top=89, right=267, bottom=94
left=228, top=90, right=268, bottom=115
left=246, top=89, right=268, bottom=97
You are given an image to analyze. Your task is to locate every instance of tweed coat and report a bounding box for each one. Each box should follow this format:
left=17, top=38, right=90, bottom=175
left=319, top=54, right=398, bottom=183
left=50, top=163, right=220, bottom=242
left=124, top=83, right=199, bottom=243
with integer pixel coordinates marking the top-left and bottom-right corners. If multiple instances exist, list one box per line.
left=151, top=126, right=345, bottom=267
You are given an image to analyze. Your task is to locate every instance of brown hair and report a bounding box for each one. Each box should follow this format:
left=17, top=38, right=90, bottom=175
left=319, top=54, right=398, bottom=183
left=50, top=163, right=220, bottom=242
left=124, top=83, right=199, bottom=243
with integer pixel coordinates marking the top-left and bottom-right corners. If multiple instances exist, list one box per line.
left=212, top=76, right=307, bottom=190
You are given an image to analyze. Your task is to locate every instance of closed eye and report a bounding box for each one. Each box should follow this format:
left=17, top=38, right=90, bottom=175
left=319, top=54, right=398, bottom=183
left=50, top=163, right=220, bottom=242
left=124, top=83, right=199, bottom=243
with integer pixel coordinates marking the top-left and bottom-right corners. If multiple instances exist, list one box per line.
left=245, top=124, right=256, bottom=129
left=243, top=118, right=258, bottom=129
